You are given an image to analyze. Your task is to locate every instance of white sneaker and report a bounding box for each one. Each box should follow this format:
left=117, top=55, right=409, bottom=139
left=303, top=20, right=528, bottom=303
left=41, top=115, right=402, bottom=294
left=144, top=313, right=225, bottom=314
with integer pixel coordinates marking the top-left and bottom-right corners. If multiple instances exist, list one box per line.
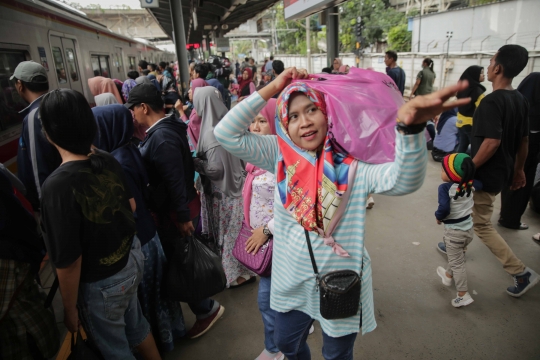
left=451, top=292, right=474, bottom=308
left=437, top=266, right=452, bottom=286
left=308, top=324, right=314, bottom=335
left=255, top=349, right=284, bottom=360
left=366, top=197, right=375, bottom=209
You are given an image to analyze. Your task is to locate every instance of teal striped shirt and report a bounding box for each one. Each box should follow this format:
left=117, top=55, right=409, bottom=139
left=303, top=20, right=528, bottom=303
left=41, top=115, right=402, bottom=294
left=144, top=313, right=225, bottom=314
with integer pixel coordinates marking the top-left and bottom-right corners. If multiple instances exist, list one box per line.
left=215, top=92, right=427, bottom=337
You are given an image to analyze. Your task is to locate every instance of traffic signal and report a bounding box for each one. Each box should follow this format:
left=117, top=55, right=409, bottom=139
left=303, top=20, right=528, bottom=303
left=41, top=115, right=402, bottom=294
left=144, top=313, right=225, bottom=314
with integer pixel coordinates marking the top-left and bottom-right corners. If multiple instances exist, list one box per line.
left=355, top=16, right=364, bottom=39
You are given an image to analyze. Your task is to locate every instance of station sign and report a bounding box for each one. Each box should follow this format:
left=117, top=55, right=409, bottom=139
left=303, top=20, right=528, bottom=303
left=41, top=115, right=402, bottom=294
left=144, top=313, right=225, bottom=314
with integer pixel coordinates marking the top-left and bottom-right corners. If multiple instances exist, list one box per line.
left=140, top=0, right=159, bottom=8
left=284, top=0, right=347, bottom=21
left=215, top=37, right=230, bottom=52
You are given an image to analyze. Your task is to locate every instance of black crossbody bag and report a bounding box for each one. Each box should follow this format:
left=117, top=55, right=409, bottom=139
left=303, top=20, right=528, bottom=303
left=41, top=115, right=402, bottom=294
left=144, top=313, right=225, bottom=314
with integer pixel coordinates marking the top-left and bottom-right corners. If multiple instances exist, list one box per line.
left=304, top=229, right=362, bottom=320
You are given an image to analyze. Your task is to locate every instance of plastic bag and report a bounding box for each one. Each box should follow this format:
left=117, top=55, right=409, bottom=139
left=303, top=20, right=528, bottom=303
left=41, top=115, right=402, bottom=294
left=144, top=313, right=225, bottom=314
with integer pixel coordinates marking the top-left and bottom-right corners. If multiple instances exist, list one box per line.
left=295, top=67, right=403, bottom=164
left=166, top=235, right=227, bottom=302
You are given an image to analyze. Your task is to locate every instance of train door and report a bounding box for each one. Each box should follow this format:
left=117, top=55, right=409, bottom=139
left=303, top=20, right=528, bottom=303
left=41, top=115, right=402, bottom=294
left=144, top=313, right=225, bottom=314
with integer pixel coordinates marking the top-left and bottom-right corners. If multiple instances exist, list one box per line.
left=49, top=36, right=83, bottom=94
left=114, top=46, right=125, bottom=78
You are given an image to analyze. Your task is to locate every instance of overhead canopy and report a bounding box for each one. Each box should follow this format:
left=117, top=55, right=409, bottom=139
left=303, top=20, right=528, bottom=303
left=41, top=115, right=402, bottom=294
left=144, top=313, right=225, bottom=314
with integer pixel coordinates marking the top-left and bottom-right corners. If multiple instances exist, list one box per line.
left=148, top=0, right=280, bottom=44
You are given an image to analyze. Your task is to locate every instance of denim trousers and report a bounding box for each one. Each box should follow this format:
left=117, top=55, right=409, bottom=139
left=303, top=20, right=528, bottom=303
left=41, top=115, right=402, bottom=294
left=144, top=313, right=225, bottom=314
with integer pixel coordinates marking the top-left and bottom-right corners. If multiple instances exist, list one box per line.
left=274, top=310, right=358, bottom=360
left=258, top=276, right=279, bottom=353
left=78, top=237, right=150, bottom=360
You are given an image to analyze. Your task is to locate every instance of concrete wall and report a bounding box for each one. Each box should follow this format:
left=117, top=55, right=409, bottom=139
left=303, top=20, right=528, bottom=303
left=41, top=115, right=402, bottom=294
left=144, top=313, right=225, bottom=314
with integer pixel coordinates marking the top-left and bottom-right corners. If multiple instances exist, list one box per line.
left=410, top=0, right=540, bottom=53
left=275, top=50, right=540, bottom=95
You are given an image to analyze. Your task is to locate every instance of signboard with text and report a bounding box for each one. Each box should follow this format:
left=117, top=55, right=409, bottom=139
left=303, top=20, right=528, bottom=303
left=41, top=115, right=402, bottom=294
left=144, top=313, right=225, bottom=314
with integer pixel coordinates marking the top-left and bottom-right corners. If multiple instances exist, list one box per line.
left=215, top=37, right=230, bottom=52
left=140, top=0, right=159, bottom=8
left=284, top=0, right=347, bottom=21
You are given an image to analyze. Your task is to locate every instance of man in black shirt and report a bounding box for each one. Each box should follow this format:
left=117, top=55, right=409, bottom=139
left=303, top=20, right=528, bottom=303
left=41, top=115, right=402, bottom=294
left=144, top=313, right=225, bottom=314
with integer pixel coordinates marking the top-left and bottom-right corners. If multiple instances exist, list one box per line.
left=127, top=84, right=224, bottom=339
left=470, top=45, right=538, bottom=297
left=385, top=50, right=406, bottom=95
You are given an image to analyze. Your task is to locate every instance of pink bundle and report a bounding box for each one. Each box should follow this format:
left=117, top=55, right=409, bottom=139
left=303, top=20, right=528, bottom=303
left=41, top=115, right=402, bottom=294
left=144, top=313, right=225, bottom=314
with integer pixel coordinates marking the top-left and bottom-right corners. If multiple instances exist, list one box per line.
left=294, top=67, right=403, bottom=164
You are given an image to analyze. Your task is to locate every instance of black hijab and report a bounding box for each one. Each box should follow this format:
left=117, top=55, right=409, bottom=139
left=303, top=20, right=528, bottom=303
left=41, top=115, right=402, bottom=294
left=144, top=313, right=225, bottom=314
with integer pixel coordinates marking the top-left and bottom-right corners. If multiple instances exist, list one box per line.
left=517, top=72, right=540, bottom=132
left=457, top=65, right=486, bottom=117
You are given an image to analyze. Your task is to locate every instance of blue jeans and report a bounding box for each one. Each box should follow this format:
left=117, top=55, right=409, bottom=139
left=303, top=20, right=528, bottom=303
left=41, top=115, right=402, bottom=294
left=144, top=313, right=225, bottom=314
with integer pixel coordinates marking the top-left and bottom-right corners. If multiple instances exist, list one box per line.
left=274, top=310, right=357, bottom=360
left=78, top=237, right=150, bottom=360
left=258, top=276, right=279, bottom=353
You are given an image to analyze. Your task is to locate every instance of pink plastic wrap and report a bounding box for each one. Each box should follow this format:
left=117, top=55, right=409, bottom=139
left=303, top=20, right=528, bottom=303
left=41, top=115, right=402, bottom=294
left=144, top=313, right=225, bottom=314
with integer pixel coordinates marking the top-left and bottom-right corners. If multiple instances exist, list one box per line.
left=293, top=67, right=403, bottom=164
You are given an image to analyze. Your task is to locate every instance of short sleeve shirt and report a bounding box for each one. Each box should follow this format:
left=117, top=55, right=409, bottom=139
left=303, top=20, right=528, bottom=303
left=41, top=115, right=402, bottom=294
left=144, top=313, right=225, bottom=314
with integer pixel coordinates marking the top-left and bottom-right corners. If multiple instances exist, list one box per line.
left=415, top=68, right=436, bottom=95
left=41, top=150, right=136, bottom=283
left=471, top=90, right=529, bottom=193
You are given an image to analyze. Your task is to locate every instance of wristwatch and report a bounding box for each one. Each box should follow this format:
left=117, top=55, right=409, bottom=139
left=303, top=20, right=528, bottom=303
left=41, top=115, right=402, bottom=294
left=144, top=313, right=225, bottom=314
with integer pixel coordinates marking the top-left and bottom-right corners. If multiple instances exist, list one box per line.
left=263, top=224, right=271, bottom=236
left=395, top=119, right=427, bottom=135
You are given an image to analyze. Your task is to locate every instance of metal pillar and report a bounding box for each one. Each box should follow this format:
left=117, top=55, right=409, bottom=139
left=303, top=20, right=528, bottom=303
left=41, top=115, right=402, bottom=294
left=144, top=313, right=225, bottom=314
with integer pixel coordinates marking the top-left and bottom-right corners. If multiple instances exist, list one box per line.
left=169, top=0, right=190, bottom=94
left=306, top=16, right=311, bottom=73
left=325, top=7, right=339, bottom=68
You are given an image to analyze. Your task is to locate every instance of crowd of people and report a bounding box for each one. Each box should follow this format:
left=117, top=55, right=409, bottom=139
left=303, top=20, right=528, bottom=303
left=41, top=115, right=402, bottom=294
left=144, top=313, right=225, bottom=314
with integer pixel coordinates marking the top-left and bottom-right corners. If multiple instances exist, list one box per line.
left=1, top=44, right=539, bottom=360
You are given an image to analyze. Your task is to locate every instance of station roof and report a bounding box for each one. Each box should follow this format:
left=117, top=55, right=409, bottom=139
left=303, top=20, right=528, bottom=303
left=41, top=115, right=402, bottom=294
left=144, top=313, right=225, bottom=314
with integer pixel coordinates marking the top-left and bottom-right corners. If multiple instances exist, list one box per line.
left=148, top=0, right=279, bottom=44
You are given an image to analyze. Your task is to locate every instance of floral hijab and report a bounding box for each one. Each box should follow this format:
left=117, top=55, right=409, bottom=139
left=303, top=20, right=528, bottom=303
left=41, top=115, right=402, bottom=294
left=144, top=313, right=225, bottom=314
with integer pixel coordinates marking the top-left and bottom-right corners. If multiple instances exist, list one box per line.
left=276, top=82, right=357, bottom=257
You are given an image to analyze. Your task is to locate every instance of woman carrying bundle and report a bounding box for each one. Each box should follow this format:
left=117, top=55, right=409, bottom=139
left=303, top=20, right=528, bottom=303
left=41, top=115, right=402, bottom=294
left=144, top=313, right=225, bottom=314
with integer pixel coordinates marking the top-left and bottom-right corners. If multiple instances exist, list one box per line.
left=215, top=67, right=469, bottom=359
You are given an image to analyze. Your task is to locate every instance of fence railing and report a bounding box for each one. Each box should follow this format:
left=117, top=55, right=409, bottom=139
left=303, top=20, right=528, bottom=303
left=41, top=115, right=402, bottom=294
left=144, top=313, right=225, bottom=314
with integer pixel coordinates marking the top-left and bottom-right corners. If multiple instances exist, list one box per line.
left=275, top=51, right=540, bottom=95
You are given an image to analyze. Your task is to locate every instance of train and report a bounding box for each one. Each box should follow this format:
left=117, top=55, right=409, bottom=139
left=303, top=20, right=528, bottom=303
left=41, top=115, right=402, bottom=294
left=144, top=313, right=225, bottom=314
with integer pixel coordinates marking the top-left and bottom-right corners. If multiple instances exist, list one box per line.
left=0, top=0, right=174, bottom=173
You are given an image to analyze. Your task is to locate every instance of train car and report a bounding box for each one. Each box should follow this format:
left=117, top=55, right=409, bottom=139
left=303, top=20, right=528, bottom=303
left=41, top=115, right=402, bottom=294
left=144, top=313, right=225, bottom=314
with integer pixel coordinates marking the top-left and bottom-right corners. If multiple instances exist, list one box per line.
left=0, top=0, right=173, bottom=173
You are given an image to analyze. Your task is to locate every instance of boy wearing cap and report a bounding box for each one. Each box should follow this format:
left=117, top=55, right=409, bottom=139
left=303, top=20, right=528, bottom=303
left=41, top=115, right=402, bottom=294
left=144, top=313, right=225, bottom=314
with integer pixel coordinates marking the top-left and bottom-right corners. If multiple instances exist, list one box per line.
left=12, top=61, right=61, bottom=211
left=435, top=153, right=482, bottom=307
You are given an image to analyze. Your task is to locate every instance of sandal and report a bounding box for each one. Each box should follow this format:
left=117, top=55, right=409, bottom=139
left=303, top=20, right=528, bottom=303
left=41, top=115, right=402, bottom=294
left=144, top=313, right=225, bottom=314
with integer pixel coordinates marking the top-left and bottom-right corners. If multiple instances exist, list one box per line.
left=230, top=275, right=256, bottom=288
left=532, top=233, right=540, bottom=242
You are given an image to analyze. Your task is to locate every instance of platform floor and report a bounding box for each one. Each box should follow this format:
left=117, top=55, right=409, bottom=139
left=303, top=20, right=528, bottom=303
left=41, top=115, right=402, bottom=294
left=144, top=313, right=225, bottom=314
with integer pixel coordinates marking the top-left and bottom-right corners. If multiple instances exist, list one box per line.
left=166, top=156, right=540, bottom=360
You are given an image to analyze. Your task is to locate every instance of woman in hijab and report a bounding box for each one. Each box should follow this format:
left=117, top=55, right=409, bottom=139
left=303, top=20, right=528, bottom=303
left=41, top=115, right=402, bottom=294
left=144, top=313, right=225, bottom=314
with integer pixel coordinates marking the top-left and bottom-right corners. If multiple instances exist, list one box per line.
left=177, top=78, right=208, bottom=151
left=431, top=107, right=459, bottom=162
left=242, top=99, right=287, bottom=360
left=501, top=72, right=540, bottom=232
left=87, top=76, right=123, bottom=104
left=94, top=93, right=119, bottom=106
left=214, top=67, right=468, bottom=358
left=455, top=65, right=486, bottom=153
left=136, top=75, right=161, bottom=91
left=122, top=71, right=139, bottom=102
left=237, top=68, right=256, bottom=102
left=93, top=104, right=186, bottom=353
left=332, top=57, right=343, bottom=73
left=193, top=86, right=255, bottom=288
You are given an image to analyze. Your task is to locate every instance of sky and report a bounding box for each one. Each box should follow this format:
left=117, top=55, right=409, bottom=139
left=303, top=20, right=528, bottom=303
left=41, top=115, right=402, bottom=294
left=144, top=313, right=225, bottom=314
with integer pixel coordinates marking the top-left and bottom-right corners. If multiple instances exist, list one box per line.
left=75, top=0, right=142, bottom=9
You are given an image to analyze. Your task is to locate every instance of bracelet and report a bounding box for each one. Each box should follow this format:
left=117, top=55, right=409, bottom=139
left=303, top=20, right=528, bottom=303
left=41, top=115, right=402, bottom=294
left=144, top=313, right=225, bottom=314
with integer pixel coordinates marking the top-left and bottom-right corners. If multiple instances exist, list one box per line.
left=395, top=121, right=427, bottom=135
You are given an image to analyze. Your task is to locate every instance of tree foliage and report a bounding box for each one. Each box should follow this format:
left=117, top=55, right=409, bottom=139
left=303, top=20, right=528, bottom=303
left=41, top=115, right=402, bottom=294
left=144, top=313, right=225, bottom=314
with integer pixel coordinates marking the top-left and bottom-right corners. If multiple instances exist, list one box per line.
left=387, top=23, right=412, bottom=52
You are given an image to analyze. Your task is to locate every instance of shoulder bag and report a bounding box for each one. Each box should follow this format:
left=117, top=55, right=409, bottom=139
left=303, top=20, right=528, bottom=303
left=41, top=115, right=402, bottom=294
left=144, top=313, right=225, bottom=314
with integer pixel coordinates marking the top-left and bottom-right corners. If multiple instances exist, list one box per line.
left=233, top=221, right=273, bottom=277
left=305, top=229, right=361, bottom=320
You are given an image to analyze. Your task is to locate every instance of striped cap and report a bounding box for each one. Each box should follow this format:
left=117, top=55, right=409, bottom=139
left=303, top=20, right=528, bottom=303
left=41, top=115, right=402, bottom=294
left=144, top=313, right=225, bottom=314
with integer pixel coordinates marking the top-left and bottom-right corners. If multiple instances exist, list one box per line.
left=442, top=153, right=470, bottom=183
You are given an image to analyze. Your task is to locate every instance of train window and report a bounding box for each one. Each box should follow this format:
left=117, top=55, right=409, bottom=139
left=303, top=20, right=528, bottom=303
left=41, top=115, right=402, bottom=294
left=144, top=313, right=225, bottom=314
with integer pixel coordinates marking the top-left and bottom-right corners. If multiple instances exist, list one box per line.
left=128, top=56, right=136, bottom=71
left=65, top=48, right=79, bottom=82
left=52, top=47, right=68, bottom=84
left=0, top=50, right=27, bottom=132
left=91, top=55, right=110, bottom=78
left=113, top=52, right=123, bottom=73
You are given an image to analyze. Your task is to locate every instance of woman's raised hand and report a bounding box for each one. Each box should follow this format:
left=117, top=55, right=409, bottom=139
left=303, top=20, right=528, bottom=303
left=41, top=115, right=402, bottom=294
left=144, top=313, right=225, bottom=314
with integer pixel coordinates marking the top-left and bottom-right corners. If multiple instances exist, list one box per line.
left=259, top=67, right=309, bottom=101
left=398, top=80, right=470, bottom=126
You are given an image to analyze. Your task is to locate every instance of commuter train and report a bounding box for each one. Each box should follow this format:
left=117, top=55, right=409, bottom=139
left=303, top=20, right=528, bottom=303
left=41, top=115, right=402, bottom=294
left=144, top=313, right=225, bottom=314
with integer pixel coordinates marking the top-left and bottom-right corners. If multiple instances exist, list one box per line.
left=0, top=0, right=173, bottom=173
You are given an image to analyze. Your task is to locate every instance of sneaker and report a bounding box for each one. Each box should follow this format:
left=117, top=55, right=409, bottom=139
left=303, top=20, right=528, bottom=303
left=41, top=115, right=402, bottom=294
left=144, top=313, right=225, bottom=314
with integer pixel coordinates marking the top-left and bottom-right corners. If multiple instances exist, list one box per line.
left=437, top=266, right=452, bottom=286
left=451, top=292, right=474, bottom=308
left=366, top=197, right=375, bottom=209
left=309, top=324, right=314, bottom=335
left=187, top=305, right=225, bottom=339
left=255, top=349, right=284, bottom=360
left=506, top=268, right=540, bottom=297
left=437, top=242, right=446, bottom=254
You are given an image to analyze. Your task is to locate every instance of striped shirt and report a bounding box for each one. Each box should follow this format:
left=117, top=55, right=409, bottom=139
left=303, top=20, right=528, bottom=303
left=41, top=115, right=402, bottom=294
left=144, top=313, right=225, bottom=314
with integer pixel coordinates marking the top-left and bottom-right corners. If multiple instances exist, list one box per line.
left=215, top=92, right=427, bottom=337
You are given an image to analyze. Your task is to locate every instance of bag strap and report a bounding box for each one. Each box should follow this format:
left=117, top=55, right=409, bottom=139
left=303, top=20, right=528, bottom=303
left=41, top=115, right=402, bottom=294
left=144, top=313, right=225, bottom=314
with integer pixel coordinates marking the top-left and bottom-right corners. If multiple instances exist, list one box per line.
left=27, top=108, right=42, bottom=199
left=44, top=276, right=59, bottom=309
left=304, top=230, right=320, bottom=290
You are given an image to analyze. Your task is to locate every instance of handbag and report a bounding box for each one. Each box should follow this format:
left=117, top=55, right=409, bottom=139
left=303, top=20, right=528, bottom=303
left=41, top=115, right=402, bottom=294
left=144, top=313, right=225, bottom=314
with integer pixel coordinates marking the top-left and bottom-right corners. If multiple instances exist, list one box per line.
left=165, top=235, right=227, bottom=302
left=67, top=330, right=103, bottom=360
left=233, top=221, right=273, bottom=276
left=304, top=230, right=361, bottom=320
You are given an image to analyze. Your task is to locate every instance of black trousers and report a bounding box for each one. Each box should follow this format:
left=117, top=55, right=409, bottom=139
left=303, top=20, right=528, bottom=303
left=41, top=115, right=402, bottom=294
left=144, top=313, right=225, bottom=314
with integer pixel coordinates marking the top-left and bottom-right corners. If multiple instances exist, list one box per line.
left=499, top=132, right=540, bottom=228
